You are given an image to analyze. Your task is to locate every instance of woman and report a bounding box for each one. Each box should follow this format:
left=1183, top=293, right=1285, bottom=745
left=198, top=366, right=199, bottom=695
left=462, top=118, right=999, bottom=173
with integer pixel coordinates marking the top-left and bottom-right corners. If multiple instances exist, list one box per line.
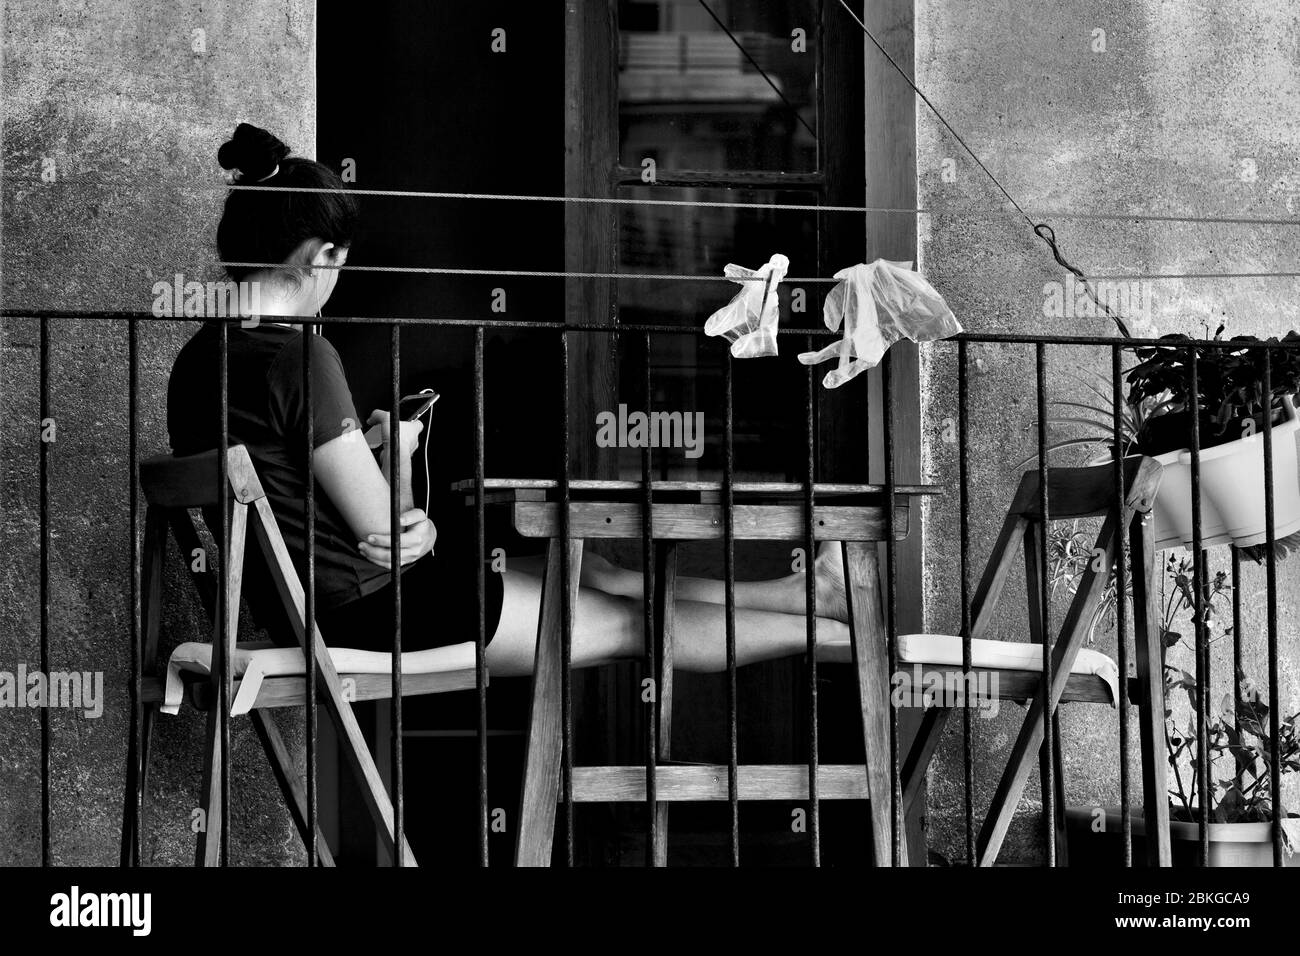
left=167, top=123, right=853, bottom=678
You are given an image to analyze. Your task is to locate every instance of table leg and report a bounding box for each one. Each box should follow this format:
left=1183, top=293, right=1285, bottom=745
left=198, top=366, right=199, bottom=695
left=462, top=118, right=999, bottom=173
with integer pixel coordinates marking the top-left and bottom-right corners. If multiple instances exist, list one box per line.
left=843, top=541, right=906, bottom=866
left=652, top=542, right=677, bottom=867
left=515, top=536, right=584, bottom=866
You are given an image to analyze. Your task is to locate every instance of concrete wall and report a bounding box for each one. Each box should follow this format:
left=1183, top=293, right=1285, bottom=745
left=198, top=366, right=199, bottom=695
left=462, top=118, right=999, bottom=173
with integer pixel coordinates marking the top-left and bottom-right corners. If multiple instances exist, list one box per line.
left=917, top=0, right=1300, bottom=862
left=1, top=0, right=315, bottom=865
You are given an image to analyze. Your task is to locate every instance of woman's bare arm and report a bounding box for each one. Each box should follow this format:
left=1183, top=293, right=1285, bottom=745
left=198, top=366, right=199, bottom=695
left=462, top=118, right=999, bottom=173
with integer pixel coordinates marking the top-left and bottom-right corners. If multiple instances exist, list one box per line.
left=311, top=415, right=436, bottom=568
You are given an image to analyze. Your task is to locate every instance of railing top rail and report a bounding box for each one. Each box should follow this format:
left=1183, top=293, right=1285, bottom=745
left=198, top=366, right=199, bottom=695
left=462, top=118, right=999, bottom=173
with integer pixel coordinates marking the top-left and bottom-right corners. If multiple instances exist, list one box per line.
left=6, top=309, right=1300, bottom=351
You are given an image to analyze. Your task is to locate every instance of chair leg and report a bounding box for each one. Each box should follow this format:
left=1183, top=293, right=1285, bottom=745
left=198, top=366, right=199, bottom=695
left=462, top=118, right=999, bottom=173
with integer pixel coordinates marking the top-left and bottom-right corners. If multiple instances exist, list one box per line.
left=123, top=506, right=169, bottom=867
left=194, top=705, right=223, bottom=867
left=977, top=513, right=1120, bottom=865
left=652, top=542, right=677, bottom=867
left=901, top=706, right=951, bottom=814
left=248, top=497, right=417, bottom=866
left=1131, top=515, right=1172, bottom=866
left=1023, top=521, right=1069, bottom=863
left=251, top=709, right=336, bottom=866
left=843, top=541, right=906, bottom=866
left=120, top=709, right=140, bottom=867
left=515, top=537, right=584, bottom=866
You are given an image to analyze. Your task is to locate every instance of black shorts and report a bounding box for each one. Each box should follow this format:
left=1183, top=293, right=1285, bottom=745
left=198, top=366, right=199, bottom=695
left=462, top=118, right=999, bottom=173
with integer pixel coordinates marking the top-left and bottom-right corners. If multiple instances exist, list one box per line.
left=316, top=548, right=504, bottom=653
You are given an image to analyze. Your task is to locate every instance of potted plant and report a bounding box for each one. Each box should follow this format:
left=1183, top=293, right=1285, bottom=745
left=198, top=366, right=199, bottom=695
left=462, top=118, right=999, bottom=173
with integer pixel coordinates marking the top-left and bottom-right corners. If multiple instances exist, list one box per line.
left=1033, top=328, right=1300, bottom=559
left=1064, top=555, right=1300, bottom=866
left=1125, top=329, right=1300, bottom=555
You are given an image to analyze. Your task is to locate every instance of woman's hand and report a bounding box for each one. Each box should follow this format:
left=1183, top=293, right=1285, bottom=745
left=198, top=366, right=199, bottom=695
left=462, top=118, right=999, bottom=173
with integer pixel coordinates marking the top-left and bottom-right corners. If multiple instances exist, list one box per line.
left=357, top=508, right=437, bottom=568
left=364, top=409, right=423, bottom=459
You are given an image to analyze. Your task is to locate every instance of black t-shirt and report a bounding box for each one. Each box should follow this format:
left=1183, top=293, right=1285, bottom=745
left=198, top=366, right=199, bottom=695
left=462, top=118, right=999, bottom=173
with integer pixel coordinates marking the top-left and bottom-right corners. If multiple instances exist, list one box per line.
left=167, top=321, right=391, bottom=610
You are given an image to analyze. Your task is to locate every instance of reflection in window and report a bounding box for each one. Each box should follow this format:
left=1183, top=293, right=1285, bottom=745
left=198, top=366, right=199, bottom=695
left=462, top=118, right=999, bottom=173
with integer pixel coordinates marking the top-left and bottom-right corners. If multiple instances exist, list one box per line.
left=618, top=0, right=819, bottom=173
left=616, top=187, right=820, bottom=482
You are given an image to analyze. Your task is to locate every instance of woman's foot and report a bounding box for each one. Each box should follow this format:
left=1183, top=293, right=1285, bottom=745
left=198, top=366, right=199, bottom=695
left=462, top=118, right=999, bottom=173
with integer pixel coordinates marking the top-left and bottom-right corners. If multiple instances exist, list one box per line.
left=784, top=541, right=850, bottom=623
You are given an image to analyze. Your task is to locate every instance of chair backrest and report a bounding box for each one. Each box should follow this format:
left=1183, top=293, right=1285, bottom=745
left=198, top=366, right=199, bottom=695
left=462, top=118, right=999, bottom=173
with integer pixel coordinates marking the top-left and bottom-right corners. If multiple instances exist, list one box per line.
left=140, top=445, right=294, bottom=643
left=140, top=445, right=266, bottom=510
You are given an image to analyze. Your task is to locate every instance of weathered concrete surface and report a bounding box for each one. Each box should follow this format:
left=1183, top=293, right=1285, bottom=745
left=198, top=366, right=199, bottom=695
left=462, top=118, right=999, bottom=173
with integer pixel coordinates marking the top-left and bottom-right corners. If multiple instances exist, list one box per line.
left=917, top=0, right=1300, bottom=862
left=1, top=0, right=315, bottom=865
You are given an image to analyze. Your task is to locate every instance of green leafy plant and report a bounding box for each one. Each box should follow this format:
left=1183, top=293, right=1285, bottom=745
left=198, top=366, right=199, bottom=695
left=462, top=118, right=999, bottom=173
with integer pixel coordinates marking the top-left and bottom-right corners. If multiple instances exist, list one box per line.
left=1126, top=328, right=1300, bottom=455
left=1155, top=553, right=1299, bottom=829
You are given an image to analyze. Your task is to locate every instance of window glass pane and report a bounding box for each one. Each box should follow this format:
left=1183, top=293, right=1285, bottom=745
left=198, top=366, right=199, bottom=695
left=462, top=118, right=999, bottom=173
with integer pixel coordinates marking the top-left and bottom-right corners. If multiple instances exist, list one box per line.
left=615, top=185, right=820, bottom=481
left=618, top=0, right=819, bottom=173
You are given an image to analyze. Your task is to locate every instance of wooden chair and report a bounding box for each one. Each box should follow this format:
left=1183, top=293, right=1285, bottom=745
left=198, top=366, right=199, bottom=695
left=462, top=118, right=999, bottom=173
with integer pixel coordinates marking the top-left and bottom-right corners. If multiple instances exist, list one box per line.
left=119, top=445, right=481, bottom=867
left=883, top=458, right=1172, bottom=866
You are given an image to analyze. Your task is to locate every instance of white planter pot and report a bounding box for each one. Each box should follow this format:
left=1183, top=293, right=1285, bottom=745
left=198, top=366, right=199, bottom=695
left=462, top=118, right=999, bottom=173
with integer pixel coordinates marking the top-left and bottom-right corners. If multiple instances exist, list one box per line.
left=1148, top=398, right=1300, bottom=550
left=1184, top=397, right=1300, bottom=548
left=1149, top=449, right=1231, bottom=551
left=1067, top=806, right=1300, bottom=867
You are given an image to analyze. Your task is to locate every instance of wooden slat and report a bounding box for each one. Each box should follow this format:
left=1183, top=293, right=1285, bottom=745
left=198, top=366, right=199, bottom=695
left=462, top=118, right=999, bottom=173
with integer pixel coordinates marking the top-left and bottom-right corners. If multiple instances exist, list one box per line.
left=186, top=668, right=480, bottom=711
left=1011, top=458, right=1162, bottom=520
left=566, top=765, right=870, bottom=802
left=511, top=501, right=910, bottom=541
left=843, top=541, right=900, bottom=866
left=452, top=477, right=941, bottom=495
left=652, top=542, right=677, bottom=867
left=901, top=707, right=952, bottom=812
left=515, top=538, right=584, bottom=866
left=139, top=446, right=265, bottom=509
left=813, top=655, right=1117, bottom=704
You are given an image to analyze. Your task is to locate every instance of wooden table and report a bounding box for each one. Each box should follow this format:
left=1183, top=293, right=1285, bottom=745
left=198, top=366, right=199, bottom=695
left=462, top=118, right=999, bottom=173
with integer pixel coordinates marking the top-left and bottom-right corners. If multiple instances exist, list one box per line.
left=455, top=478, right=941, bottom=866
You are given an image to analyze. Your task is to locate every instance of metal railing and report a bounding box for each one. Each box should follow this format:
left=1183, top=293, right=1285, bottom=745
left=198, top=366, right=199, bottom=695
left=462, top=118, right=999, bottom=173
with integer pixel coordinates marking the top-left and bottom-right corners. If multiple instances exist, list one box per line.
left=5, top=308, right=1296, bottom=867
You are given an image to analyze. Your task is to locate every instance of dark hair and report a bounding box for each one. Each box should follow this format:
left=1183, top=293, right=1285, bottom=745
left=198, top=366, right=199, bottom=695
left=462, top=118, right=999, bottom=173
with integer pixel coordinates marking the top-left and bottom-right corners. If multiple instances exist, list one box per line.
left=216, top=123, right=358, bottom=282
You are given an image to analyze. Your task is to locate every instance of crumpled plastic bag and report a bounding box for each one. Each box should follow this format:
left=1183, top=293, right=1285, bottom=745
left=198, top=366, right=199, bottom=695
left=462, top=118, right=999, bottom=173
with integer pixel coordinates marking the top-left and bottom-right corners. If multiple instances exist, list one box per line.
left=703, top=253, right=789, bottom=358
left=798, top=260, right=961, bottom=388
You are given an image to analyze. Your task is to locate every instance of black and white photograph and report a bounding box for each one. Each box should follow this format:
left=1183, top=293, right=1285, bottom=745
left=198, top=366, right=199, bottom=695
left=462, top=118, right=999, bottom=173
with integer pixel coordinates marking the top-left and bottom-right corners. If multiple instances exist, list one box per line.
left=0, top=0, right=1295, bottom=938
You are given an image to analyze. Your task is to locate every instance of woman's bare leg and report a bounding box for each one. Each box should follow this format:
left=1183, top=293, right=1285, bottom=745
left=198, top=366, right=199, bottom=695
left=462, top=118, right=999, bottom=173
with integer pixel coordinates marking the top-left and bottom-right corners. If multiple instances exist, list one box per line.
left=506, top=543, right=849, bottom=622
left=484, top=570, right=850, bottom=679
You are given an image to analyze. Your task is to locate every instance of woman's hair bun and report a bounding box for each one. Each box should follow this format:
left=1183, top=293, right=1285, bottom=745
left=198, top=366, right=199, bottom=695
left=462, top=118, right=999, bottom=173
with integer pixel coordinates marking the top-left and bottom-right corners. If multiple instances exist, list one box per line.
left=218, top=123, right=291, bottom=183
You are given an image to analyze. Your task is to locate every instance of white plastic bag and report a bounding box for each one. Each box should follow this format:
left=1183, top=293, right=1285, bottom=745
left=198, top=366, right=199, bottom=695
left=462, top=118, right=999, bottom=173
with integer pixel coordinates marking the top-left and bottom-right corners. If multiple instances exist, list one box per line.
left=703, top=253, right=789, bottom=358
left=798, top=260, right=961, bottom=388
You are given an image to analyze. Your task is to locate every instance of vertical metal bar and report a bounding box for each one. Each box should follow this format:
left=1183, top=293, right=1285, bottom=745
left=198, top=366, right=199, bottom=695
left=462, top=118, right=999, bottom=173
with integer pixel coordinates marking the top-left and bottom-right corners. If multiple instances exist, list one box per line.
left=1261, top=347, right=1283, bottom=866
left=389, top=322, right=404, bottom=866
left=1111, top=344, right=1133, bottom=867
left=1034, top=342, right=1055, bottom=866
left=559, top=330, right=575, bottom=866
left=39, top=315, right=50, bottom=866
left=882, top=350, right=901, bottom=866
left=957, top=340, right=975, bottom=865
left=640, top=331, right=658, bottom=864
left=1187, top=345, right=1210, bottom=865
left=302, top=329, right=318, bottom=866
left=1231, top=547, right=1243, bottom=744
left=128, top=314, right=142, bottom=867
left=803, top=327, right=821, bottom=866
left=722, top=347, right=740, bottom=865
left=218, top=319, right=231, bottom=866
left=474, top=326, right=489, bottom=867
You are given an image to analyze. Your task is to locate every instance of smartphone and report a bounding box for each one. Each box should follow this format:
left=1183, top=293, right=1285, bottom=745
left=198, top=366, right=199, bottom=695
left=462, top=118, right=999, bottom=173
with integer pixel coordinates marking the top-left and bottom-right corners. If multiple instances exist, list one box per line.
left=363, top=390, right=440, bottom=449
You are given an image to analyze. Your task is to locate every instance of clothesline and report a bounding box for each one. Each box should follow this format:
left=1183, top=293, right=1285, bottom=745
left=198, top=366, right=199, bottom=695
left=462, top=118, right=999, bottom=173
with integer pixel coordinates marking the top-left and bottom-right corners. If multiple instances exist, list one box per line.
left=214, top=260, right=1300, bottom=284
left=15, top=176, right=1300, bottom=228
